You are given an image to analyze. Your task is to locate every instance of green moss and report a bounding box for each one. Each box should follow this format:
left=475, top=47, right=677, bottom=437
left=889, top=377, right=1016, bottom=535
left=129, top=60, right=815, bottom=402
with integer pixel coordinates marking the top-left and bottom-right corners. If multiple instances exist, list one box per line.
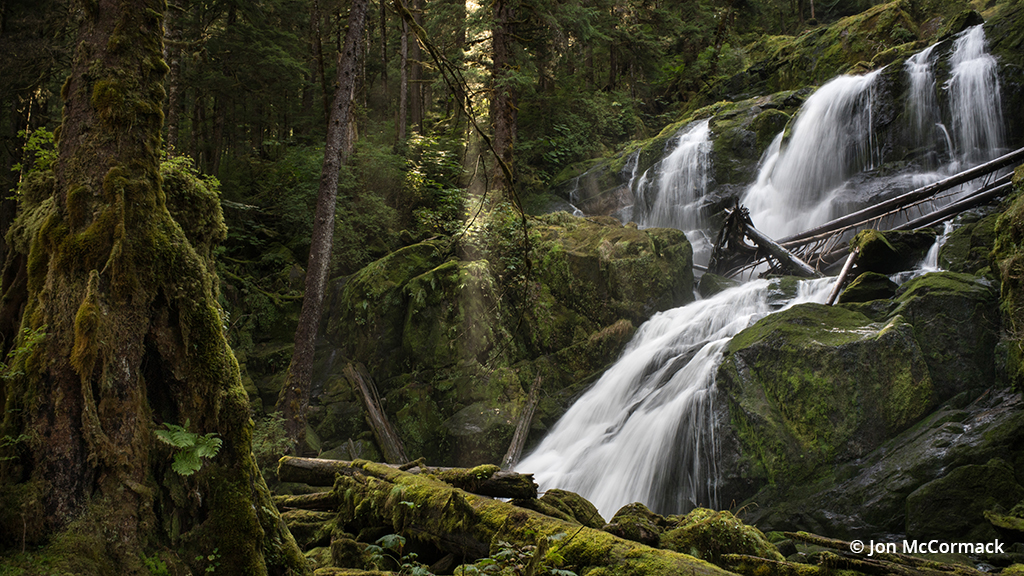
left=660, top=508, right=783, bottom=563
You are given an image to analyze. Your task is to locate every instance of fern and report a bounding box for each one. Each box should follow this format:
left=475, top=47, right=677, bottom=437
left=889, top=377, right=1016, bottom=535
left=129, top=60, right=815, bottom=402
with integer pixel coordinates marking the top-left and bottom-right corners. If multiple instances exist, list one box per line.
left=154, top=419, right=222, bottom=476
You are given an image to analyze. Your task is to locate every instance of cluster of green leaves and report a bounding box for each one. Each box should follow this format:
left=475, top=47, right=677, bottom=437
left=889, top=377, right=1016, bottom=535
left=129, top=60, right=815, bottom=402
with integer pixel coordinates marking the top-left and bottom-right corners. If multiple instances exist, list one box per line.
left=251, top=412, right=295, bottom=478
left=459, top=533, right=578, bottom=576
left=406, top=134, right=467, bottom=237
left=9, top=128, right=56, bottom=185
left=153, top=420, right=222, bottom=476
left=366, top=534, right=432, bottom=576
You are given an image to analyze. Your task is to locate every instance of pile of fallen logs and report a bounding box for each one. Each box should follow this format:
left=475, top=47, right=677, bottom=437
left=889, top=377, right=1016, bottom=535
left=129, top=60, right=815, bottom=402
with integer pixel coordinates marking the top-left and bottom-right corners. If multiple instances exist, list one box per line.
left=274, top=457, right=1002, bottom=576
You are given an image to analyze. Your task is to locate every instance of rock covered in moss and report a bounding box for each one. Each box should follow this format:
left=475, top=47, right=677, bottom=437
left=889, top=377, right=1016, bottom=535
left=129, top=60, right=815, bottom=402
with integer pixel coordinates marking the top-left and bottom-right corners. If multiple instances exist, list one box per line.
left=320, top=214, right=692, bottom=464
left=938, top=210, right=998, bottom=275
left=659, top=508, right=784, bottom=563
left=906, top=458, right=1024, bottom=541
left=603, top=502, right=667, bottom=546
left=716, top=303, right=933, bottom=503
left=698, top=273, right=742, bottom=298
left=838, top=271, right=899, bottom=303
left=889, top=272, right=999, bottom=401
left=849, top=228, right=936, bottom=274
left=525, top=488, right=606, bottom=529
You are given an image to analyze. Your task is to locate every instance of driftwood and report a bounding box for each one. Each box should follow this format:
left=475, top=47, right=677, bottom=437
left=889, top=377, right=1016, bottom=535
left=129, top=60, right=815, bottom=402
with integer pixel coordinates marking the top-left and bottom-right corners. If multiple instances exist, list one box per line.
left=278, top=456, right=539, bottom=499
left=344, top=363, right=408, bottom=464
left=501, top=374, right=542, bottom=470
left=826, top=246, right=860, bottom=306
left=780, top=146, right=1024, bottom=247
left=742, top=219, right=822, bottom=278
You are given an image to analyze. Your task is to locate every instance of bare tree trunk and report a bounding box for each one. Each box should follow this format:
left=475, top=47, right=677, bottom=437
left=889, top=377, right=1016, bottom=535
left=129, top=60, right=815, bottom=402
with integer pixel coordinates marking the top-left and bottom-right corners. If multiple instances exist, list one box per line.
left=398, top=16, right=409, bottom=144
left=164, top=1, right=184, bottom=153
left=277, top=0, right=369, bottom=450
left=491, top=0, right=518, bottom=192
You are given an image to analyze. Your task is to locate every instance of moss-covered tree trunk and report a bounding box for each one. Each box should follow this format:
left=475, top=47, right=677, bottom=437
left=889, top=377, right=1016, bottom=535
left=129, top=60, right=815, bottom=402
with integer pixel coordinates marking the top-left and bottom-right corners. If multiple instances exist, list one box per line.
left=491, top=0, right=518, bottom=193
left=0, top=1, right=306, bottom=574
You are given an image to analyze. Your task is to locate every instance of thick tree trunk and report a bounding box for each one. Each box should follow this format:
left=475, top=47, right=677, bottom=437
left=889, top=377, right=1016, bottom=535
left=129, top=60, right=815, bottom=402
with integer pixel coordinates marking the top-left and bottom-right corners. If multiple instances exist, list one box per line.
left=276, top=0, right=369, bottom=450
left=163, top=1, right=183, bottom=153
left=0, top=1, right=306, bottom=573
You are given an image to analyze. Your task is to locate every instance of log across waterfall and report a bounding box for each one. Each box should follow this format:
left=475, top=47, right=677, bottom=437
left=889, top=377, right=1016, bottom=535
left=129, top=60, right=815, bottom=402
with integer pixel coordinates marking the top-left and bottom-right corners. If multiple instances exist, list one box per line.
left=517, top=277, right=836, bottom=519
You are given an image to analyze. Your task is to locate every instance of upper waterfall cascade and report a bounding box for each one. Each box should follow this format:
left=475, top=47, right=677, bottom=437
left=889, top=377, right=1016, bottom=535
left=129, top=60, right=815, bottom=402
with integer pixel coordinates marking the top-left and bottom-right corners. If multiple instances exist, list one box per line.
left=522, top=25, right=1008, bottom=519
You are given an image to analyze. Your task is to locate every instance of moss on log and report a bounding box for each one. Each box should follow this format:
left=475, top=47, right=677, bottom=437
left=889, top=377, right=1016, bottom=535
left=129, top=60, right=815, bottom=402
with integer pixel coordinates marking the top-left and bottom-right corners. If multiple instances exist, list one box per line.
left=330, top=460, right=735, bottom=576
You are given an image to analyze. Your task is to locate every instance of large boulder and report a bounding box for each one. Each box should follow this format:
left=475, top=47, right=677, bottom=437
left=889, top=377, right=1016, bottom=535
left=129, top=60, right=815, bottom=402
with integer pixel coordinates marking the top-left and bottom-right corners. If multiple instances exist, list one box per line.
left=716, top=303, right=934, bottom=504
left=315, top=213, right=693, bottom=464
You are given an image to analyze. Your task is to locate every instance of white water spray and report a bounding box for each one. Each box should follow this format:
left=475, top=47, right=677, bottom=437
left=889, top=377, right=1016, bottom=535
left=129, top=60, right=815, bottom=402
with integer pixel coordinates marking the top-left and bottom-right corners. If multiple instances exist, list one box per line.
left=743, top=70, right=881, bottom=238
left=946, top=25, right=1004, bottom=166
left=518, top=277, right=835, bottom=519
left=631, top=120, right=714, bottom=263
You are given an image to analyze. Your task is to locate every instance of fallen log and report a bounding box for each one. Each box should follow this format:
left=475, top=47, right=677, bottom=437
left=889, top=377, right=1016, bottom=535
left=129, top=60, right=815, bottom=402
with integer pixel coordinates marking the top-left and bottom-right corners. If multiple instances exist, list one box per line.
left=278, top=456, right=538, bottom=499
left=741, top=218, right=822, bottom=278
left=826, top=246, right=860, bottom=306
left=345, top=363, right=409, bottom=464
left=501, top=374, right=542, bottom=470
left=779, top=146, right=1024, bottom=247
left=273, top=490, right=341, bottom=511
left=331, top=460, right=736, bottom=576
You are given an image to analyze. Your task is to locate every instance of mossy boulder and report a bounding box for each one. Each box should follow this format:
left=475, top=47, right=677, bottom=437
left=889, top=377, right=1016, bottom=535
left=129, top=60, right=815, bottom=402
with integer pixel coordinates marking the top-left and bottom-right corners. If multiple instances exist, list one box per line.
left=659, top=508, right=783, bottom=563
left=320, top=214, right=693, bottom=464
left=716, top=303, right=933, bottom=503
left=838, top=271, right=899, bottom=303
left=850, top=228, right=937, bottom=274
left=991, top=167, right=1024, bottom=389
left=518, top=488, right=606, bottom=529
left=889, top=272, right=999, bottom=401
left=938, top=210, right=998, bottom=275
left=698, top=273, right=742, bottom=298
left=603, top=502, right=666, bottom=547
left=906, top=458, right=1024, bottom=540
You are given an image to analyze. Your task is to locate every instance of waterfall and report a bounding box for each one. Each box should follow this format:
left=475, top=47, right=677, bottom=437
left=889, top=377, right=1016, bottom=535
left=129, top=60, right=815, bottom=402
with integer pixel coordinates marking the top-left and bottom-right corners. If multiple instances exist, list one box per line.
left=518, top=277, right=835, bottom=519
left=946, top=25, right=1004, bottom=167
left=631, top=119, right=713, bottom=264
left=906, top=43, right=945, bottom=166
left=743, top=70, right=881, bottom=238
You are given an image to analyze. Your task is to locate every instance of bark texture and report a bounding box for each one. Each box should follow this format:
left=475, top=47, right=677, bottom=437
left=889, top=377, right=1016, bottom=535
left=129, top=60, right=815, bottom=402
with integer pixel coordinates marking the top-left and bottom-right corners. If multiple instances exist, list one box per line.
left=0, top=1, right=306, bottom=573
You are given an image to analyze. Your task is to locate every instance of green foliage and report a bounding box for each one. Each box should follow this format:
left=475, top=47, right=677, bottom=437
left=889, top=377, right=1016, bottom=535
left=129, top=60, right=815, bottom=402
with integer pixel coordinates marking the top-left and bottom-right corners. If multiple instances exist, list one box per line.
left=463, top=533, right=579, bottom=576
left=153, top=419, right=222, bottom=476
left=10, top=128, right=57, bottom=185
left=141, top=553, right=170, bottom=576
left=194, top=548, right=221, bottom=574
left=366, top=534, right=433, bottom=575
left=1, top=326, right=47, bottom=461
left=251, top=412, right=295, bottom=476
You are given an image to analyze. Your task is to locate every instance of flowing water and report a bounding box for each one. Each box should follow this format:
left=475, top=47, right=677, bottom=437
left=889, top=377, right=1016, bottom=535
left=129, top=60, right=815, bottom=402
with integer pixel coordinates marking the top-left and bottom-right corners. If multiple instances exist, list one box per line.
left=743, top=70, right=881, bottom=238
left=946, top=25, right=1004, bottom=167
left=522, top=26, right=1007, bottom=520
left=518, top=277, right=836, bottom=518
left=631, top=120, right=714, bottom=264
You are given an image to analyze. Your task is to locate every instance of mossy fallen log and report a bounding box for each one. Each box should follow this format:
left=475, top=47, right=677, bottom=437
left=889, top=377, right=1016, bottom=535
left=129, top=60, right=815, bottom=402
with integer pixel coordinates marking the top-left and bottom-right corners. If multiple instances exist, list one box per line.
left=330, top=460, right=735, bottom=576
left=278, top=456, right=538, bottom=499
left=274, top=491, right=341, bottom=511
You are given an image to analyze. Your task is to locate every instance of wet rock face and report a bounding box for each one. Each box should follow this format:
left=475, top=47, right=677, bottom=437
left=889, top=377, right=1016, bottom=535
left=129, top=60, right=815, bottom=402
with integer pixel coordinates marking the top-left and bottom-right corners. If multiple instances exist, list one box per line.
left=715, top=268, right=1006, bottom=540
left=741, top=389, right=1024, bottom=540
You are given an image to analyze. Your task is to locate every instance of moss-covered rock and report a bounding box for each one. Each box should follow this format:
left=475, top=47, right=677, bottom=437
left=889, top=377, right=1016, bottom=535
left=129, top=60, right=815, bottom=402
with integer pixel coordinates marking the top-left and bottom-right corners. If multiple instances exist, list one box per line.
left=906, top=458, right=1024, bottom=540
left=838, top=271, right=899, bottom=303
left=603, top=502, right=666, bottom=547
left=659, top=508, right=784, bottom=563
left=716, top=303, right=933, bottom=502
left=889, top=272, right=999, bottom=401
left=516, top=488, right=607, bottom=529
left=319, top=213, right=693, bottom=464
left=938, top=211, right=998, bottom=275
left=850, top=228, right=937, bottom=274
left=991, top=167, right=1024, bottom=389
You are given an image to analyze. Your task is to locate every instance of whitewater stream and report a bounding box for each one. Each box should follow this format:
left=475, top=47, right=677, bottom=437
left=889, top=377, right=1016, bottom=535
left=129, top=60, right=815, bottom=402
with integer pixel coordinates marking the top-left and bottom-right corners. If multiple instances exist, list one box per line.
left=517, top=25, right=1006, bottom=520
